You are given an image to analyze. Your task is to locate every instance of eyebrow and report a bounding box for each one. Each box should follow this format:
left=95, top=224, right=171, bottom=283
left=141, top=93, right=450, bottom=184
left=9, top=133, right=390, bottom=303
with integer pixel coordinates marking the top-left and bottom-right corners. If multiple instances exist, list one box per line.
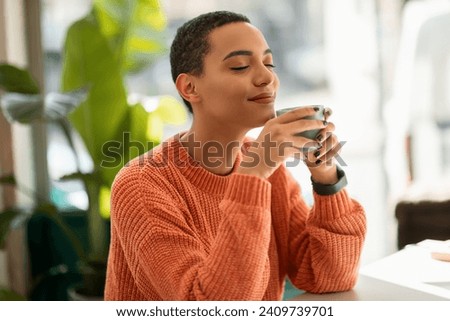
left=223, top=48, right=272, bottom=61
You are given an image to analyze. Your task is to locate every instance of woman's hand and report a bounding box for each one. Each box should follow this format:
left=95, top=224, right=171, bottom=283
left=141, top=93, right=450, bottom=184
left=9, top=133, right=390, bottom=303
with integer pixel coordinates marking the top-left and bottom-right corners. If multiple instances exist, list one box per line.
left=237, top=106, right=327, bottom=179
left=303, top=108, right=343, bottom=185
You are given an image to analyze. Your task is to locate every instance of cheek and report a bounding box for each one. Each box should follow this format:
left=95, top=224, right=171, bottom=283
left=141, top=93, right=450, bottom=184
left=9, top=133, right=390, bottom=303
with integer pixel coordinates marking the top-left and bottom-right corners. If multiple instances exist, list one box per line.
left=273, top=73, right=280, bottom=90
left=203, top=78, right=247, bottom=102
left=226, top=81, right=248, bottom=99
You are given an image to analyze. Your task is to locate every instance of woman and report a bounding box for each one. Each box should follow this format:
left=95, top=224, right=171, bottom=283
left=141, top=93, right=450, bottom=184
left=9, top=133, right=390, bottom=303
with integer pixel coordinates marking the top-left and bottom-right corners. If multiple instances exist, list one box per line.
left=104, top=11, right=366, bottom=301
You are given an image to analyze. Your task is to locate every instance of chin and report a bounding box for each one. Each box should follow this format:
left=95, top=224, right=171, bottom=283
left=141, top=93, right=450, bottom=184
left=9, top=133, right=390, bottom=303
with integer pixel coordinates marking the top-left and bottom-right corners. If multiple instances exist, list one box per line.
left=263, top=106, right=276, bottom=120
left=254, top=112, right=275, bottom=128
left=242, top=103, right=275, bottom=127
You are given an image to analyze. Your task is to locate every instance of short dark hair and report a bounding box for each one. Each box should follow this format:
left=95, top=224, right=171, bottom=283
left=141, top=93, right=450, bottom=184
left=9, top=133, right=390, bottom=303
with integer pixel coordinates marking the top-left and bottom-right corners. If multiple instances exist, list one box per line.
left=170, top=11, right=250, bottom=113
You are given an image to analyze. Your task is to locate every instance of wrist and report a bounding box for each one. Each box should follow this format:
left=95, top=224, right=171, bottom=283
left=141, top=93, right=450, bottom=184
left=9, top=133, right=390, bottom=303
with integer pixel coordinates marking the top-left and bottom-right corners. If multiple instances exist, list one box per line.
left=311, top=166, right=347, bottom=195
left=308, top=162, right=338, bottom=185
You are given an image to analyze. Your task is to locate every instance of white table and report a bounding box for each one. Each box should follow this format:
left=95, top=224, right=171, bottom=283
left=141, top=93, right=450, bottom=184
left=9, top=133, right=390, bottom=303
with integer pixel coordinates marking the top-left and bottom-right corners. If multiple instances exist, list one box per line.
left=293, top=241, right=450, bottom=300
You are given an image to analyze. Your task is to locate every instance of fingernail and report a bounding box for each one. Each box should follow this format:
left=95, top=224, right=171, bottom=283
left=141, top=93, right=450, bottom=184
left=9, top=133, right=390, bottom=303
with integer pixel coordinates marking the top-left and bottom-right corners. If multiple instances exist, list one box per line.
left=314, top=150, right=321, bottom=157
left=323, top=120, right=328, bottom=126
left=315, top=159, right=322, bottom=165
left=316, top=134, right=323, bottom=142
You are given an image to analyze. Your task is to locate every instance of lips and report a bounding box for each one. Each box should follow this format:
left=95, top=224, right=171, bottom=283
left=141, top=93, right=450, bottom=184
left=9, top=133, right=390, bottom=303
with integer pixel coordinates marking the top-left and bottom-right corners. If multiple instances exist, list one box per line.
left=248, top=93, right=275, bottom=104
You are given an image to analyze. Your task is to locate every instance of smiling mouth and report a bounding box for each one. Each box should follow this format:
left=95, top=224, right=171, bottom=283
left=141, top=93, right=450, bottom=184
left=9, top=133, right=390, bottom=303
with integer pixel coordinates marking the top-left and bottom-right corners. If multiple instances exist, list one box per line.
left=248, top=95, right=275, bottom=104
left=250, top=97, right=274, bottom=104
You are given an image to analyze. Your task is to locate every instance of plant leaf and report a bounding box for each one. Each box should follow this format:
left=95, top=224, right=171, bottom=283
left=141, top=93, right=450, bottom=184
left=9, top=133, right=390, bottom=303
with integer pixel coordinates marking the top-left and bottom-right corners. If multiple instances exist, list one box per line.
left=94, top=0, right=168, bottom=73
left=0, top=64, right=40, bottom=94
left=62, top=17, right=128, bottom=179
left=97, top=103, right=151, bottom=187
left=44, top=88, right=88, bottom=120
left=129, top=103, right=153, bottom=156
left=146, top=112, right=164, bottom=142
left=59, top=172, right=100, bottom=190
left=154, top=96, right=187, bottom=125
left=0, top=93, right=43, bottom=124
left=35, top=203, right=59, bottom=216
left=25, top=201, right=87, bottom=261
left=0, top=208, right=22, bottom=248
left=99, top=186, right=111, bottom=219
left=0, top=174, right=16, bottom=185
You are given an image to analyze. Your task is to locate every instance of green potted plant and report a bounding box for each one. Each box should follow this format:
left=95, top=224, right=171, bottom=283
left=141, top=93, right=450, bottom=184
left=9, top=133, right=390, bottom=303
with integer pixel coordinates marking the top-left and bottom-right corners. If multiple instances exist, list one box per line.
left=0, top=0, right=187, bottom=299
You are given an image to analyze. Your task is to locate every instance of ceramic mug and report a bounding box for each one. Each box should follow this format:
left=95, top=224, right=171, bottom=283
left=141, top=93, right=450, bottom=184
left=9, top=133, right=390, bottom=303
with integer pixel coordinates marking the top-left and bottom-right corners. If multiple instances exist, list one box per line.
left=275, top=105, right=325, bottom=140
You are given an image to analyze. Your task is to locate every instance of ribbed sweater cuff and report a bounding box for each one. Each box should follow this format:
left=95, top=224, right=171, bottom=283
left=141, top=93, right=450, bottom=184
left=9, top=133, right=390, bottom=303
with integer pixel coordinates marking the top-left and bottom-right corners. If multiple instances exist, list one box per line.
left=223, top=173, right=271, bottom=208
left=311, top=188, right=354, bottom=221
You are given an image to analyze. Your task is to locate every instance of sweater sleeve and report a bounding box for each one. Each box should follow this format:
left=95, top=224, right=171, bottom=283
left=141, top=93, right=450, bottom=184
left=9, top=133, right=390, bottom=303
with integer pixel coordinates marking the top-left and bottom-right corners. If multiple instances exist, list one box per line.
left=111, top=165, right=273, bottom=300
left=282, top=167, right=367, bottom=293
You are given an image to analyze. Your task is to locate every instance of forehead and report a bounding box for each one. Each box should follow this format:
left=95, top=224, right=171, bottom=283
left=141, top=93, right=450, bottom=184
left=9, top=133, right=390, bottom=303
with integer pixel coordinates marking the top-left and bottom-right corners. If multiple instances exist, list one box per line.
left=207, top=22, right=270, bottom=57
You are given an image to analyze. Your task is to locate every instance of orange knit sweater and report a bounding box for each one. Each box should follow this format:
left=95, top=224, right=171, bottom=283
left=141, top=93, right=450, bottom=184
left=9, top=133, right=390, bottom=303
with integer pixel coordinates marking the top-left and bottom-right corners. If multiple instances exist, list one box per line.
left=104, top=135, right=366, bottom=300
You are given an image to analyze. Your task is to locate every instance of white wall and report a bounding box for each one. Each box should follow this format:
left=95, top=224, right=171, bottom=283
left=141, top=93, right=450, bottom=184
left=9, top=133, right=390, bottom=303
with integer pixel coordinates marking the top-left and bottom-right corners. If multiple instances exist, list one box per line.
left=323, top=0, right=396, bottom=263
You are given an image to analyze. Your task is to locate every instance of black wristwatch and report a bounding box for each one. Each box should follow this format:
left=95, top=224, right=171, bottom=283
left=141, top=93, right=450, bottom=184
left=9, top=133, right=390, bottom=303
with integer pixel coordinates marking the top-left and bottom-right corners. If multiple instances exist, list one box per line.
left=311, top=166, right=347, bottom=195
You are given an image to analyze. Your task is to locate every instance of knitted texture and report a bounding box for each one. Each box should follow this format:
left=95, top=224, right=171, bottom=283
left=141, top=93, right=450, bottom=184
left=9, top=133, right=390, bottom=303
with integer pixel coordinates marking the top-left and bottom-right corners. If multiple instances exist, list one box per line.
left=104, top=135, right=366, bottom=300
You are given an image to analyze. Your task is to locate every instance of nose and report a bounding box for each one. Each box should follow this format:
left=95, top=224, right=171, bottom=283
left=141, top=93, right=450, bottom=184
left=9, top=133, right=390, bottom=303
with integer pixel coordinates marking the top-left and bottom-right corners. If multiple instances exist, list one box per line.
left=253, top=64, right=276, bottom=87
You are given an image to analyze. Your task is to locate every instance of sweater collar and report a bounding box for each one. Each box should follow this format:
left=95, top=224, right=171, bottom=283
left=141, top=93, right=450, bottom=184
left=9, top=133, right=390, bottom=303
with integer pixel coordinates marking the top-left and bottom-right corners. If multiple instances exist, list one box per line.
left=165, top=133, right=243, bottom=195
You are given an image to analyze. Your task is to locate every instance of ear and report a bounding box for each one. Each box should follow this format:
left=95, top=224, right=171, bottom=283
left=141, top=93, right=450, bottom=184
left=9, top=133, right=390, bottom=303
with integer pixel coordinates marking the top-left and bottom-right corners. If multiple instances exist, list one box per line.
left=175, top=73, right=201, bottom=104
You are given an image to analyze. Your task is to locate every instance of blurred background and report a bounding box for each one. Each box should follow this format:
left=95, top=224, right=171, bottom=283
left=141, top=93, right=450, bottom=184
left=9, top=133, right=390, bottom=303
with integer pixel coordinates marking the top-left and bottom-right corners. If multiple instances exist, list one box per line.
left=1, top=0, right=449, bottom=300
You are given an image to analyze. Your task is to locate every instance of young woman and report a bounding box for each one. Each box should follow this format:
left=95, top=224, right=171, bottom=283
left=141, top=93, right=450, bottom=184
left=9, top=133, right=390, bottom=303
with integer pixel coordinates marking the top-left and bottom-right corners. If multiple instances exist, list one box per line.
left=104, top=11, right=366, bottom=301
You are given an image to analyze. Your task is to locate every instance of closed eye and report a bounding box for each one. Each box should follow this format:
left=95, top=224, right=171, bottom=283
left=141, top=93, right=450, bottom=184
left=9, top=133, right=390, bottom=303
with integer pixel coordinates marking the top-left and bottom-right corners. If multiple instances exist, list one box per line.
left=230, top=66, right=249, bottom=71
left=230, top=64, right=275, bottom=71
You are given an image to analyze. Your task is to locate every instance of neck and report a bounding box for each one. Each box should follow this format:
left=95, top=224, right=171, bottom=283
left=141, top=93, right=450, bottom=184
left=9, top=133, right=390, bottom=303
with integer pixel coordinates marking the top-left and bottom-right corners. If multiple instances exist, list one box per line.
left=179, top=123, right=248, bottom=176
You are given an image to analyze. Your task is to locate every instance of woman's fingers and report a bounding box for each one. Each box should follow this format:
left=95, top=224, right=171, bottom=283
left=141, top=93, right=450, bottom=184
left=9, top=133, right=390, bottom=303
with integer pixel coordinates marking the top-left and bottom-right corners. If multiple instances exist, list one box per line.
left=259, top=106, right=339, bottom=164
left=276, top=106, right=318, bottom=123
left=281, top=118, right=328, bottom=137
left=324, top=107, right=333, bottom=120
left=304, top=133, right=343, bottom=166
left=314, top=121, right=335, bottom=143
